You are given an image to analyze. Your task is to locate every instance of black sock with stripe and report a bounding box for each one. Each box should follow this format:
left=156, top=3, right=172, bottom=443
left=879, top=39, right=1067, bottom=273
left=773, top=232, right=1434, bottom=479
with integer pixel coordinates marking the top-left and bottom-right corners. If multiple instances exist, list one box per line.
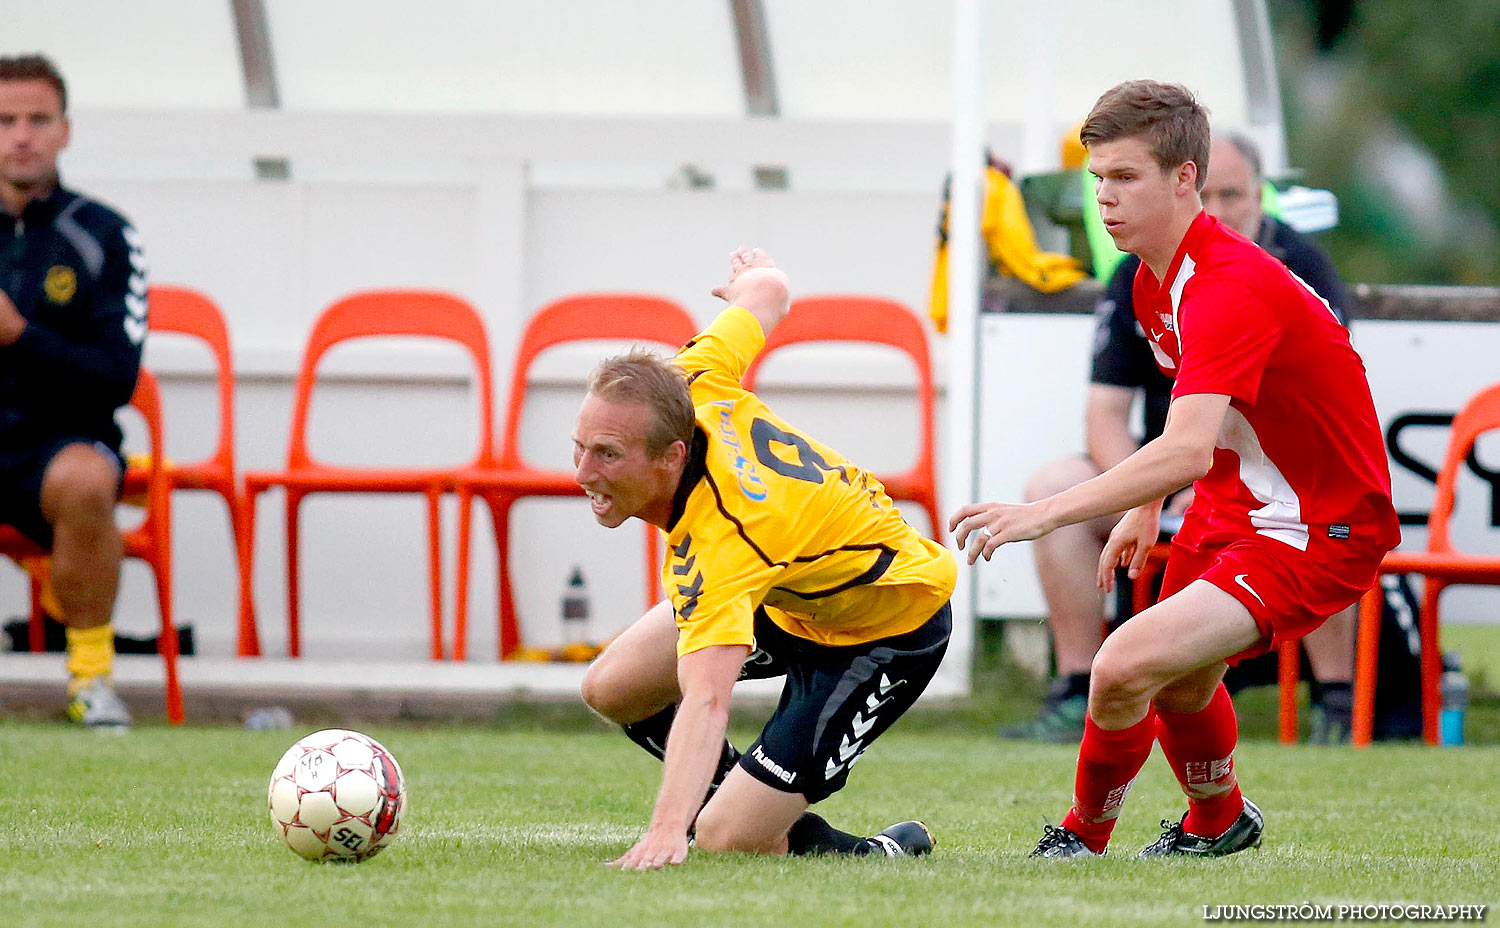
left=621, top=704, right=741, bottom=789
left=787, top=811, right=875, bottom=856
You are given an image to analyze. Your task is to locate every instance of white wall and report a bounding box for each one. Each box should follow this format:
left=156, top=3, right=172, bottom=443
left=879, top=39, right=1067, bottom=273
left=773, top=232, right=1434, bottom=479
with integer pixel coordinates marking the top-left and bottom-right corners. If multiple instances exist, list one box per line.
left=2, top=111, right=953, bottom=667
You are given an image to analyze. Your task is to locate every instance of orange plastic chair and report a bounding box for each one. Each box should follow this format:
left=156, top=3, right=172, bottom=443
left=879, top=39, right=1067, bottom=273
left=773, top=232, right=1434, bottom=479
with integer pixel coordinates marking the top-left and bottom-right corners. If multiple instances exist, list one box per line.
left=0, top=369, right=185, bottom=724
left=1352, top=381, right=1500, bottom=746
left=147, top=285, right=260, bottom=656
left=741, top=296, right=942, bottom=540
left=1131, top=539, right=1302, bottom=744
left=241, top=291, right=495, bottom=660
left=452, top=293, right=698, bottom=660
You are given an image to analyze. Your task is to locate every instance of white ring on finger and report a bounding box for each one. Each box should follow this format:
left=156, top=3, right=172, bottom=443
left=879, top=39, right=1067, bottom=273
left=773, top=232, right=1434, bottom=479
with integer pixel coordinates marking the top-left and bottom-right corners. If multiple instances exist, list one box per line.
left=978, top=525, right=994, bottom=541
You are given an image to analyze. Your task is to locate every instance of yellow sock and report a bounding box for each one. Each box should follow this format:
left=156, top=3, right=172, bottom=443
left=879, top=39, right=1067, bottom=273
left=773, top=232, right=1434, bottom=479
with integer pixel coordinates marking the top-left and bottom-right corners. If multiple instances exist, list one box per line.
left=66, top=625, right=115, bottom=695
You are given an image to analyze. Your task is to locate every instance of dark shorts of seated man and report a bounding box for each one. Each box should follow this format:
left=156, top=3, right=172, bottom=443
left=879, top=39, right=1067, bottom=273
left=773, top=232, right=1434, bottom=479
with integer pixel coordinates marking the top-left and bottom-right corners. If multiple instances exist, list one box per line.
left=0, top=436, right=126, bottom=548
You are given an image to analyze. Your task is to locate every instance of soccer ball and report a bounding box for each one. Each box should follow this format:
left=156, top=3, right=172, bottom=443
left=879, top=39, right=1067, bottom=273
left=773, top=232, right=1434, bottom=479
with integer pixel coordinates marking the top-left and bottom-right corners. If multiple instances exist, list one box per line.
left=267, top=728, right=406, bottom=861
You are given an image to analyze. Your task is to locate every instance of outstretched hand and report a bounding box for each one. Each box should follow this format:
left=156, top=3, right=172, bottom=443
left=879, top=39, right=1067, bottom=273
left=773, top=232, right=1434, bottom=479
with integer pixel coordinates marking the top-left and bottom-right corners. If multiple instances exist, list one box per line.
left=711, top=246, right=777, bottom=303
left=948, top=501, right=1056, bottom=566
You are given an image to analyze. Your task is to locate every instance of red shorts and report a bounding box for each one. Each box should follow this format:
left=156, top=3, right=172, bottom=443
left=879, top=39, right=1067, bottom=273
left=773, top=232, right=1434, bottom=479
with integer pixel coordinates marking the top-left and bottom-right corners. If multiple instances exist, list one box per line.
left=1158, top=526, right=1387, bottom=664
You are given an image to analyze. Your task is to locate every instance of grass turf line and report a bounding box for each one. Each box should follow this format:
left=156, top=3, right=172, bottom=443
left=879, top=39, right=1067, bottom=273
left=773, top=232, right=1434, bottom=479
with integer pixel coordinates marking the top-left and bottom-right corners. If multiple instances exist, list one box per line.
left=1, top=720, right=1495, bottom=928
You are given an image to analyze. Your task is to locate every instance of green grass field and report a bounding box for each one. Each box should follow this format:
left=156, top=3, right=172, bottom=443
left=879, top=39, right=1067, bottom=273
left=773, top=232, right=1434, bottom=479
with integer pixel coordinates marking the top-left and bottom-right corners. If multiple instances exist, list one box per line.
left=3, top=709, right=1496, bottom=928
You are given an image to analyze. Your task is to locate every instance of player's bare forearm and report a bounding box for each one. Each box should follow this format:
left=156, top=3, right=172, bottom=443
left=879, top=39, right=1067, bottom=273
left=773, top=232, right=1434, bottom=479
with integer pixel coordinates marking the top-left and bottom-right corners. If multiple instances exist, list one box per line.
left=648, top=689, right=731, bottom=836
left=1038, top=434, right=1203, bottom=530
left=952, top=394, right=1228, bottom=564
left=610, top=644, right=745, bottom=870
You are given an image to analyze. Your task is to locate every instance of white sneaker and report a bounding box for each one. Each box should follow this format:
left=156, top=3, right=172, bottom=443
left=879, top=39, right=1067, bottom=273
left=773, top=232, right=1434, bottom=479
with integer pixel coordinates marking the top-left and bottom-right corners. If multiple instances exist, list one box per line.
left=68, top=679, right=132, bottom=732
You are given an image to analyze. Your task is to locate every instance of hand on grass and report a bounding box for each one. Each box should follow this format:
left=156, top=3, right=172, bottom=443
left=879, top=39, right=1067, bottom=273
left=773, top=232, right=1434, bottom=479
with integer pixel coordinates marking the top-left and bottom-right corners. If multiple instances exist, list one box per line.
left=608, top=826, right=689, bottom=871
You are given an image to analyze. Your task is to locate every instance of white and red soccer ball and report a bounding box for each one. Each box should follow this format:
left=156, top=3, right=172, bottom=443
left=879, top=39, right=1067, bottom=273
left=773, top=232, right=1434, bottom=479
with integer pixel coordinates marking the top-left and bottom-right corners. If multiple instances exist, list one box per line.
left=267, top=729, right=406, bottom=861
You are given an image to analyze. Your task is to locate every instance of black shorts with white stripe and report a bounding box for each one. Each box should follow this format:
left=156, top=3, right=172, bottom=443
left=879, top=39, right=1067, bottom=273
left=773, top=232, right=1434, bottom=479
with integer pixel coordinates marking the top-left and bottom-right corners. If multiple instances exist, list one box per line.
left=737, top=603, right=951, bottom=803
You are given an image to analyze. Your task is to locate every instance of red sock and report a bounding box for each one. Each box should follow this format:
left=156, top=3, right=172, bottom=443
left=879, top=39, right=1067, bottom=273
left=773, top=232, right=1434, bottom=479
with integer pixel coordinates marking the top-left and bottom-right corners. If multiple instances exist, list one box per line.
left=1155, top=682, right=1243, bottom=838
left=1060, top=710, right=1157, bottom=853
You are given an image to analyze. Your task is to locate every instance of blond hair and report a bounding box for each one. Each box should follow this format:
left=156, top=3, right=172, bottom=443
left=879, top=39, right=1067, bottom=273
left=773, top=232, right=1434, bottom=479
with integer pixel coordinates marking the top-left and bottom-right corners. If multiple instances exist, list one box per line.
left=586, top=348, right=695, bottom=456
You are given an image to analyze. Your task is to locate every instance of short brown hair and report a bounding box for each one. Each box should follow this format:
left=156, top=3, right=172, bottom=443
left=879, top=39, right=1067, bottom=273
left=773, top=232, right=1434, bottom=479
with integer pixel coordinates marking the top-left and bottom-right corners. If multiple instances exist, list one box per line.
left=586, top=348, right=695, bottom=457
left=1080, top=80, right=1209, bottom=190
left=0, top=54, right=67, bottom=112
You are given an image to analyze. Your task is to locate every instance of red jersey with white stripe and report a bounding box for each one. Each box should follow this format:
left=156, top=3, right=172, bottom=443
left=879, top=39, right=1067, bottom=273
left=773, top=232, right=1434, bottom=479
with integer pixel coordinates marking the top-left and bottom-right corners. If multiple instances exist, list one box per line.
left=1133, top=212, right=1399, bottom=553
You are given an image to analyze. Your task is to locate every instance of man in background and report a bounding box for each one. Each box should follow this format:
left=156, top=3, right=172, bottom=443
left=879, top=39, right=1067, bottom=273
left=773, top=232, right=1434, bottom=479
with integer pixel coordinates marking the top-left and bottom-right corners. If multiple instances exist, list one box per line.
left=0, top=54, right=148, bottom=730
left=1007, top=131, right=1359, bottom=744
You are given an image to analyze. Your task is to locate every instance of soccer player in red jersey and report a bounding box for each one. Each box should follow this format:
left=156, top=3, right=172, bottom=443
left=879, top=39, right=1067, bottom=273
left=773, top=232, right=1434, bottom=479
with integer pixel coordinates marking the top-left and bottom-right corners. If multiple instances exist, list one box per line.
left=950, top=80, right=1399, bottom=858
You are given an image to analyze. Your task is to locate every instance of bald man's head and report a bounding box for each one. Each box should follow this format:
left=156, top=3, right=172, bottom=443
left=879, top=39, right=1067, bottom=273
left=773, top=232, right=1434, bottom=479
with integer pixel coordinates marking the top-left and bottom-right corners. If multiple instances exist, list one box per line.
left=1201, top=135, right=1264, bottom=238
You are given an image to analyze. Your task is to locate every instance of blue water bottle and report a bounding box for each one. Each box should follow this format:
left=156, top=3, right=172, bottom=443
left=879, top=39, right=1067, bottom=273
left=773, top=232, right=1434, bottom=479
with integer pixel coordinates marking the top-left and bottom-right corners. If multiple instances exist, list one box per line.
left=1439, top=654, right=1468, bottom=747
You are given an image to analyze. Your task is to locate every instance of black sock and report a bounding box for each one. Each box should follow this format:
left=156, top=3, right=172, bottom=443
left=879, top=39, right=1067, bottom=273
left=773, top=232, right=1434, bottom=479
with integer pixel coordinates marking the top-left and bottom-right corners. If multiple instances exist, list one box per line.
left=621, top=704, right=742, bottom=789
left=1316, top=680, right=1353, bottom=712
left=1063, top=672, right=1092, bottom=700
left=620, top=705, right=676, bottom=761
left=786, top=811, right=875, bottom=856
left=1045, top=672, right=1090, bottom=705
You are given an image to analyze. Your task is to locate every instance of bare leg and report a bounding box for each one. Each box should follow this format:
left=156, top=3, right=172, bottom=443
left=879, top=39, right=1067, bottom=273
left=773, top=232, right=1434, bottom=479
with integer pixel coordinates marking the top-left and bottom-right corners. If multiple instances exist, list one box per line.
left=1088, top=580, right=1262, bottom=730
left=1303, top=605, right=1355, bottom=684
left=1027, top=456, right=1121, bottom=676
left=1303, top=604, right=1357, bottom=742
left=693, top=768, right=809, bottom=855
left=1044, top=581, right=1263, bottom=855
left=40, top=444, right=133, bottom=728
left=40, top=444, right=124, bottom=631
left=1003, top=457, right=1123, bottom=743
left=581, top=600, right=680, bottom=725
left=581, top=600, right=742, bottom=804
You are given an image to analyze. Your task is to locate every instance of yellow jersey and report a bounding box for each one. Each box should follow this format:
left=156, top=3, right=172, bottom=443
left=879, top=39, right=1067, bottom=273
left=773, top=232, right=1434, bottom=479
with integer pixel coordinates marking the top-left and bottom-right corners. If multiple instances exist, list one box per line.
left=665, top=306, right=956, bottom=657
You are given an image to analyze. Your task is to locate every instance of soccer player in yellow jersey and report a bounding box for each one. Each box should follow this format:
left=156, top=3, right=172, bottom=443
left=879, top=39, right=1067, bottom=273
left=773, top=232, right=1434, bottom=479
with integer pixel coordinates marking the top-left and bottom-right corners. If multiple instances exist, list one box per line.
left=579, top=248, right=956, bottom=870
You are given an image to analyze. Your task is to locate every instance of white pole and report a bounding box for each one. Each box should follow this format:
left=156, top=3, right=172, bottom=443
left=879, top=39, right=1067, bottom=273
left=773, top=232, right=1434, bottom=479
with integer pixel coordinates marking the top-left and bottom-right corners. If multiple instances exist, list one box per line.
left=1018, top=11, right=1060, bottom=175
left=938, top=0, right=984, bottom=696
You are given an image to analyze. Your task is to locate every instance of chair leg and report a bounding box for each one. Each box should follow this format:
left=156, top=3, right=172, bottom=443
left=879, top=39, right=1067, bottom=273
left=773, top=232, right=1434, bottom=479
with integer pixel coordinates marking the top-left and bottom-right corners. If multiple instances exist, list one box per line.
left=491, top=496, right=520, bottom=660
left=285, top=491, right=302, bottom=659
left=27, top=561, right=45, bottom=652
left=1131, top=562, right=1157, bottom=617
left=1352, top=585, right=1383, bottom=747
left=425, top=487, right=444, bottom=661
left=151, top=549, right=185, bottom=725
left=643, top=521, right=661, bottom=612
left=454, top=488, right=475, bottom=662
left=228, top=485, right=261, bottom=657
left=1419, top=581, right=1445, bottom=745
left=1276, top=640, right=1300, bottom=744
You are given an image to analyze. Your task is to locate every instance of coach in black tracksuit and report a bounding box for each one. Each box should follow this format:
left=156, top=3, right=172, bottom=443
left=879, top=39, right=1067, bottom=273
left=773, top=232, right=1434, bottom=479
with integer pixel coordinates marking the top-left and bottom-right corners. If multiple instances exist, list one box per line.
left=0, top=54, right=146, bottom=728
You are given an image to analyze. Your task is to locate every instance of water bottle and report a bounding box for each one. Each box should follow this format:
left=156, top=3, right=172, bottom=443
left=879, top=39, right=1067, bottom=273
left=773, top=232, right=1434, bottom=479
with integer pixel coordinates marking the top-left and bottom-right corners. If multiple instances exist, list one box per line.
left=562, top=566, right=590, bottom=645
left=1439, top=653, right=1468, bottom=747
left=244, top=706, right=294, bottom=731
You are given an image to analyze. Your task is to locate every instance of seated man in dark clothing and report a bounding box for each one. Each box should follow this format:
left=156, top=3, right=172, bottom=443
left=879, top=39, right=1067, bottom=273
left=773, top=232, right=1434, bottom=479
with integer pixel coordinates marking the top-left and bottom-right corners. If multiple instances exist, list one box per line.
left=0, top=55, right=146, bottom=730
